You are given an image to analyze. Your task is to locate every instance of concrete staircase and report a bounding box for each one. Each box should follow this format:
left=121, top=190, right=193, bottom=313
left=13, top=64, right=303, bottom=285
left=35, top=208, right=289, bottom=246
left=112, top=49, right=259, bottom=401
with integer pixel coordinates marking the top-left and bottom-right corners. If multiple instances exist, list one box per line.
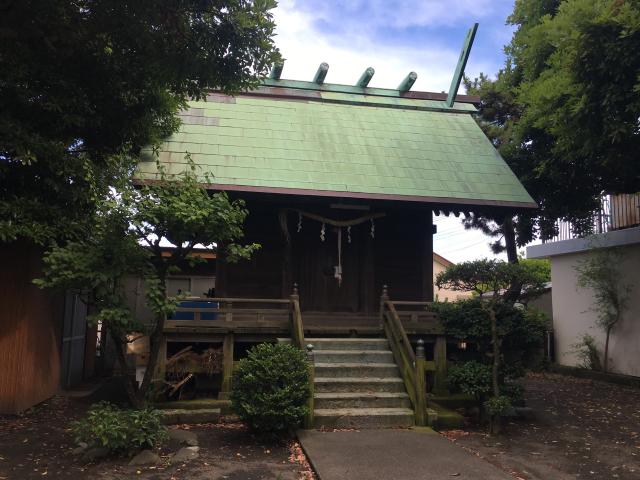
left=310, top=338, right=414, bottom=429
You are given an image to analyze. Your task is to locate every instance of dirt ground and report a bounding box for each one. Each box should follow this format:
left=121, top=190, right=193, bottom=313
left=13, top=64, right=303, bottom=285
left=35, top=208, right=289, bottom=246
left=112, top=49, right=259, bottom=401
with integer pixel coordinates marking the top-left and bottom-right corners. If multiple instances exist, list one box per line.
left=0, top=396, right=313, bottom=480
left=2, top=373, right=640, bottom=479
left=442, top=372, right=640, bottom=479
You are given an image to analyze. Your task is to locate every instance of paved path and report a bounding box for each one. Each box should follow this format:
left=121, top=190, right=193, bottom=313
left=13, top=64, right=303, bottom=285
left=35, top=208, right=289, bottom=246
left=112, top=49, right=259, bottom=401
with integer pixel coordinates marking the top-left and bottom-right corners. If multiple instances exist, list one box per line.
left=298, top=428, right=514, bottom=480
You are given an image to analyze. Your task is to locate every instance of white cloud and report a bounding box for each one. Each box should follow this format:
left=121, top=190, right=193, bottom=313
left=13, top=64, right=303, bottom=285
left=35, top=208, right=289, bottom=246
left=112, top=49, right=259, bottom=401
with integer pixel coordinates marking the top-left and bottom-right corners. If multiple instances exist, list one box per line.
left=288, top=0, right=500, bottom=29
left=273, top=0, right=497, bottom=92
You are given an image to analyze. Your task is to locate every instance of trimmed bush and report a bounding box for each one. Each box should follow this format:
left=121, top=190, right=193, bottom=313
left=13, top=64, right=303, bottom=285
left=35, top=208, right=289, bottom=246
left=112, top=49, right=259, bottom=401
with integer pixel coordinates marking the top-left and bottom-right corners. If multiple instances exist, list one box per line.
left=448, top=361, right=492, bottom=403
left=484, top=395, right=512, bottom=416
left=72, top=401, right=167, bottom=454
left=231, top=342, right=310, bottom=432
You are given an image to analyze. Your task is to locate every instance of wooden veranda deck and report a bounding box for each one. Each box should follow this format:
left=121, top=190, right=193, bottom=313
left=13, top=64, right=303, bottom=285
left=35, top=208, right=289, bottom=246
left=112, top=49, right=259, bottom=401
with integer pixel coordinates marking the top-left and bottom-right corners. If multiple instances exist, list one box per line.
left=157, top=291, right=449, bottom=405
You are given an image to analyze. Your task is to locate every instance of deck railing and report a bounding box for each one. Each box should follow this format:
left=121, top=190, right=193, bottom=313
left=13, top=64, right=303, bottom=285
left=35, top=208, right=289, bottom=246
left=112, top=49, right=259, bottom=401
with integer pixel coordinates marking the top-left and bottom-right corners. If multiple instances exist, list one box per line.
left=160, top=288, right=306, bottom=399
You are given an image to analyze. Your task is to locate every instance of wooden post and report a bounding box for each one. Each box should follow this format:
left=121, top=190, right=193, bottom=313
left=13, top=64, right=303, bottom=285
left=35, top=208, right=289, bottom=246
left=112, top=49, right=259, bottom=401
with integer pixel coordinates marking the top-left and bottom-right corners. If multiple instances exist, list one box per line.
left=216, top=242, right=228, bottom=297
left=304, top=343, right=315, bottom=429
left=290, top=283, right=305, bottom=349
left=433, top=335, right=448, bottom=395
left=421, top=213, right=434, bottom=302
left=219, top=333, right=234, bottom=399
left=379, top=284, right=389, bottom=329
left=153, top=336, right=168, bottom=382
left=414, top=339, right=427, bottom=426
left=362, top=233, right=374, bottom=314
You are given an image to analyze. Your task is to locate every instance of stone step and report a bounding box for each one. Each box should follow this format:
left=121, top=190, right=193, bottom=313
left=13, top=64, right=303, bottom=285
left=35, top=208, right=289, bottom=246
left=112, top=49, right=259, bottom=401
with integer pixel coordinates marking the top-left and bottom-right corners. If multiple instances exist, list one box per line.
left=161, top=408, right=220, bottom=425
left=313, top=407, right=415, bottom=429
left=313, top=350, right=394, bottom=364
left=314, top=362, right=399, bottom=378
left=314, top=377, right=406, bottom=393
left=315, top=392, right=411, bottom=409
left=306, top=338, right=389, bottom=351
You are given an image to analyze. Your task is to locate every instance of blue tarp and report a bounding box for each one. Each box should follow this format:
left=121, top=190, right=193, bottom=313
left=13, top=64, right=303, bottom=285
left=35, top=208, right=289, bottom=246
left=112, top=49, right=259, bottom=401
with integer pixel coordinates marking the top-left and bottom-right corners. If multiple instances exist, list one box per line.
left=171, top=300, right=218, bottom=320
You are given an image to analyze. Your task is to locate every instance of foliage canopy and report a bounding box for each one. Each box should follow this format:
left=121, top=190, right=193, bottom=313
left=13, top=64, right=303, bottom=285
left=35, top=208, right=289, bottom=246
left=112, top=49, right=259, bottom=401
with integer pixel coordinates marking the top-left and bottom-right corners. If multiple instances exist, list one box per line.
left=0, top=0, right=279, bottom=244
left=464, top=0, right=640, bottom=248
left=36, top=162, right=258, bottom=406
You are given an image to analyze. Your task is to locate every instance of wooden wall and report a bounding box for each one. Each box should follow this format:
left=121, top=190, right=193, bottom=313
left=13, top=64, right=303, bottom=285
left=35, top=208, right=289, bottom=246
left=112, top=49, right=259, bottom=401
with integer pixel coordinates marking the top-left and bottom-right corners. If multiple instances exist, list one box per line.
left=0, top=244, right=64, bottom=414
left=221, top=199, right=434, bottom=313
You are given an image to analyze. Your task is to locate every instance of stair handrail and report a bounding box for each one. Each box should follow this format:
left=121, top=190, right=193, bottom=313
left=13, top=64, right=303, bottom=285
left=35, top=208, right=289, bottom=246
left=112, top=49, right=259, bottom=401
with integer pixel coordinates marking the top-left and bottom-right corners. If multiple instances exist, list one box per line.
left=290, top=284, right=314, bottom=429
left=380, top=285, right=427, bottom=426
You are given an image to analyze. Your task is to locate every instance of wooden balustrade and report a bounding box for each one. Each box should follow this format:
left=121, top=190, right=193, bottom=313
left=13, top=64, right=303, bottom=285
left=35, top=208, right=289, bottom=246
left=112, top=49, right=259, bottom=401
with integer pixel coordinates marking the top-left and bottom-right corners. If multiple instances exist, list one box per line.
left=379, top=285, right=447, bottom=426
left=159, top=290, right=307, bottom=399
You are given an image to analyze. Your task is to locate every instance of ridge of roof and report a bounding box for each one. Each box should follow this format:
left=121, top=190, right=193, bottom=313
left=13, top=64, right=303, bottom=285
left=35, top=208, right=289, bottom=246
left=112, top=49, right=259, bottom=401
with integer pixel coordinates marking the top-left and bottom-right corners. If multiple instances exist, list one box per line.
left=261, top=78, right=481, bottom=104
left=216, top=79, right=480, bottom=114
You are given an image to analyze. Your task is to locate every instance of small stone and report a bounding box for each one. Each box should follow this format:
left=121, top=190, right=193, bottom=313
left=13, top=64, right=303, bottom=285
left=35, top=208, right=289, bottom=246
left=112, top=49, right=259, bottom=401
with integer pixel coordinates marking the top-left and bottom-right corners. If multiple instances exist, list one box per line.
left=170, top=446, right=199, bottom=464
left=129, top=449, right=162, bottom=466
left=81, top=446, right=109, bottom=462
left=72, top=442, right=88, bottom=455
left=168, top=429, right=198, bottom=446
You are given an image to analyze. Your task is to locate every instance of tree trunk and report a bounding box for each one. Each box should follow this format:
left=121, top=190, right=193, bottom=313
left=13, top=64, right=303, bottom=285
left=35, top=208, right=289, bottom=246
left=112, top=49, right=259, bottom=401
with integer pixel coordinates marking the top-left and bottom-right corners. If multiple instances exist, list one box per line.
left=488, top=305, right=502, bottom=435
left=489, top=307, right=500, bottom=397
left=139, top=276, right=168, bottom=403
left=109, top=329, right=144, bottom=408
left=502, top=217, right=523, bottom=305
left=502, top=217, right=518, bottom=264
left=604, top=326, right=611, bottom=373
left=138, top=312, right=167, bottom=399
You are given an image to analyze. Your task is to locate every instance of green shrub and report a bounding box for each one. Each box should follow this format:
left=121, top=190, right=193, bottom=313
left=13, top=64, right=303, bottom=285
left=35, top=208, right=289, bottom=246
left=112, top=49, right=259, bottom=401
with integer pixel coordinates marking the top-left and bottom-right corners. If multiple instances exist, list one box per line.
left=72, top=401, right=167, bottom=454
left=231, top=342, right=310, bottom=432
left=431, top=298, right=549, bottom=368
left=484, top=395, right=512, bottom=416
left=448, top=361, right=492, bottom=402
left=572, top=334, right=601, bottom=370
left=500, top=382, right=525, bottom=405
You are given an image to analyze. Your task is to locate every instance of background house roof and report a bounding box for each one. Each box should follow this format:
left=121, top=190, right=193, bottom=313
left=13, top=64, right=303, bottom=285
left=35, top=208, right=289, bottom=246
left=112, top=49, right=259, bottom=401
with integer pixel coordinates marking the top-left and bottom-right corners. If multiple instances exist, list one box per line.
left=433, top=252, right=455, bottom=267
left=136, top=81, right=536, bottom=209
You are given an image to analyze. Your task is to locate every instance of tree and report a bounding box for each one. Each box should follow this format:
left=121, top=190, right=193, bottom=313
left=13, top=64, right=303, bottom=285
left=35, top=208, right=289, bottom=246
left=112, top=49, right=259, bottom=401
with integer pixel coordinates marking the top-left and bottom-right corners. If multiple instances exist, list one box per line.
left=463, top=0, right=640, bottom=253
left=1, top=0, right=279, bottom=245
left=575, top=246, right=632, bottom=373
left=36, top=162, right=259, bottom=407
left=435, top=259, right=547, bottom=433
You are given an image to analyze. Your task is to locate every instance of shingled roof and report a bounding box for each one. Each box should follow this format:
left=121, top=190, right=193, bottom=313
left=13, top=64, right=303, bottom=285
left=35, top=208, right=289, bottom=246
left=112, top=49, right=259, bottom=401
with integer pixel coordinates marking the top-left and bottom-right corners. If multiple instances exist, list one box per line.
left=136, top=81, right=535, bottom=209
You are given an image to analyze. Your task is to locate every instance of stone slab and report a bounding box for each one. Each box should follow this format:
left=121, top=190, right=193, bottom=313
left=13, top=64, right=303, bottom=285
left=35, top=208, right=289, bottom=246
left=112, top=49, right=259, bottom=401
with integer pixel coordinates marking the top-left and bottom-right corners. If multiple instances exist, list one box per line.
left=297, top=429, right=513, bottom=480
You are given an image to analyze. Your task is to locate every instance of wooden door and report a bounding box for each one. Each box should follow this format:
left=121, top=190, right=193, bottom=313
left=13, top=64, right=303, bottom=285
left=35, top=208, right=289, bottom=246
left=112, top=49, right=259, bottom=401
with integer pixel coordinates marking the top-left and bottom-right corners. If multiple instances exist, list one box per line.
left=292, top=223, right=363, bottom=312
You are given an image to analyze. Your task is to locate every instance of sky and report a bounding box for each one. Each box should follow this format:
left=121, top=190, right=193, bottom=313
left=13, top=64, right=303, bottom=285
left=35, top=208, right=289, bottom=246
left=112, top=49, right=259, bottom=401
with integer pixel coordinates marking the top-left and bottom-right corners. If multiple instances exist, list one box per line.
left=271, top=0, right=518, bottom=263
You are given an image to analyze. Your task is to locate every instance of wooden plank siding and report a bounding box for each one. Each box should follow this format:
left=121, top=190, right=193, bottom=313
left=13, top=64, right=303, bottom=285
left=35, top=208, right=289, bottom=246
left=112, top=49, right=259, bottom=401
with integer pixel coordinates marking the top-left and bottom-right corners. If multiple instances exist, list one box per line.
left=222, top=200, right=434, bottom=313
left=0, top=244, right=65, bottom=413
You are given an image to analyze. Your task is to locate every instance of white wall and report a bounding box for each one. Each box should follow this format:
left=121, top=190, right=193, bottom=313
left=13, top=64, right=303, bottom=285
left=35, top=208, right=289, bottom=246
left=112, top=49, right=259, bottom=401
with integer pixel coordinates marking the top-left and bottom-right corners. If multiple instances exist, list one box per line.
left=551, top=244, right=640, bottom=376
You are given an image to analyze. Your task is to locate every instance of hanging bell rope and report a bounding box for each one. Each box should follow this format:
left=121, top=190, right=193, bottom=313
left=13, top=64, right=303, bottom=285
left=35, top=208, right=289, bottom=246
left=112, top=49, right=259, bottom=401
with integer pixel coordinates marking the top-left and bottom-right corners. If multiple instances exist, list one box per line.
left=336, top=228, right=343, bottom=287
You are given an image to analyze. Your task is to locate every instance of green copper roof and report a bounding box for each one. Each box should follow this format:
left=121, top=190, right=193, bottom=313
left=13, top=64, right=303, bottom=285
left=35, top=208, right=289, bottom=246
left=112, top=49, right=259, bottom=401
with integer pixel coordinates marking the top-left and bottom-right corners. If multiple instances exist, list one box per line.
left=137, top=85, right=536, bottom=209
